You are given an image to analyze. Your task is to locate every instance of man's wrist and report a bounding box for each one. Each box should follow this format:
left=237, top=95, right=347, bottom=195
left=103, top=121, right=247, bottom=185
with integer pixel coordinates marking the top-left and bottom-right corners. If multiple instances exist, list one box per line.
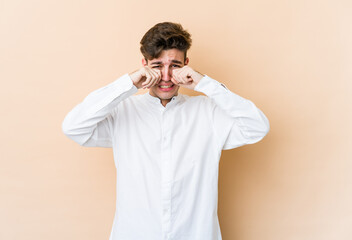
left=193, top=75, right=229, bottom=95
left=192, top=71, right=205, bottom=87
left=129, top=70, right=142, bottom=89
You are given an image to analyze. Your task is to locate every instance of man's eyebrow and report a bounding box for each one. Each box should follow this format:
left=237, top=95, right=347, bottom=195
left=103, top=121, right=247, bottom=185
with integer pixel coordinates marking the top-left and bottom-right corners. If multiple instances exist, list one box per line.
left=171, top=60, right=182, bottom=65
left=150, top=60, right=183, bottom=65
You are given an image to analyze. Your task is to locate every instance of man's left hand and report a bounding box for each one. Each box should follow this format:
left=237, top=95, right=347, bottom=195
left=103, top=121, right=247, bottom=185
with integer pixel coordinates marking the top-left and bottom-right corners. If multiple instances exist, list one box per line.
left=171, top=66, right=204, bottom=90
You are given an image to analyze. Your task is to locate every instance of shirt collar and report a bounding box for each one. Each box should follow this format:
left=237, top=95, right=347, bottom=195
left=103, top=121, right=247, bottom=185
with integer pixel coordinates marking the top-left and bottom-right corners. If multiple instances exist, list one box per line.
left=144, top=91, right=183, bottom=107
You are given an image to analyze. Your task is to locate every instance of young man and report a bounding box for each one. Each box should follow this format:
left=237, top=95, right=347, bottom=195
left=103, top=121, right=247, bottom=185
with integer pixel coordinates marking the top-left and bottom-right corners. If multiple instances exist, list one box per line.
left=62, top=22, right=270, bottom=240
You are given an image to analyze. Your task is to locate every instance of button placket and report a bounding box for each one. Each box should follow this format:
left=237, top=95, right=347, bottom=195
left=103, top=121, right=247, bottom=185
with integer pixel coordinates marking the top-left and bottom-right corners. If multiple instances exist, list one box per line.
left=161, top=109, right=173, bottom=239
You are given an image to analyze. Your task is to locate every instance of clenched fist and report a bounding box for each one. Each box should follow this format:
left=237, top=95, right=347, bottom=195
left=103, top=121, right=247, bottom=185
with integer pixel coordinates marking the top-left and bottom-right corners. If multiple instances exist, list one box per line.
left=171, top=66, right=204, bottom=90
left=129, top=67, right=161, bottom=89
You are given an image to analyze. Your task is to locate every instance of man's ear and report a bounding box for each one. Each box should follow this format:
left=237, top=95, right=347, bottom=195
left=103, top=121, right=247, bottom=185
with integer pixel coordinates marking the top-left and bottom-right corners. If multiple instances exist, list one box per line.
left=142, top=58, right=147, bottom=66
left=184, top=57, right=189, bottom=65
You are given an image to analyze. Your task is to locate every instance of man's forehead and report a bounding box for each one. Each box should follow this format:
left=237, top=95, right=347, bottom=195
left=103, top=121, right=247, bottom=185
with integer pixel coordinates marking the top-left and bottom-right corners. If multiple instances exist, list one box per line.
left=149, top=49, right=185, bottom=65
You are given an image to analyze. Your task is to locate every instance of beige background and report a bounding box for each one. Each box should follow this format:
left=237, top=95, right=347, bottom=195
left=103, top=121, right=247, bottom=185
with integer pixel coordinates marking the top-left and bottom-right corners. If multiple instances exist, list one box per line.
left=1, top=0, right=351, bottom=239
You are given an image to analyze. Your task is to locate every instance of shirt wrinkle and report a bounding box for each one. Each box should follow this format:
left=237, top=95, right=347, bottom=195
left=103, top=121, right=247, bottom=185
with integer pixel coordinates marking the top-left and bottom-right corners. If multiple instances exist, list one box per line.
left=61, top=73, right=270, bottom=240
left=145, top=91, right=183, bottom=110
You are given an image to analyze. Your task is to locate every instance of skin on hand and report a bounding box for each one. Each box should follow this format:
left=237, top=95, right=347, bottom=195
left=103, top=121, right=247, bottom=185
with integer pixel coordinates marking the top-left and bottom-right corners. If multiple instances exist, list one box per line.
left=129, top=49, right=204, bottom=106
left=129, top=67, right=162, bottom=89
left=171, top=66, right=204, bottom=90
left=129, top=65, right=203, bottom=90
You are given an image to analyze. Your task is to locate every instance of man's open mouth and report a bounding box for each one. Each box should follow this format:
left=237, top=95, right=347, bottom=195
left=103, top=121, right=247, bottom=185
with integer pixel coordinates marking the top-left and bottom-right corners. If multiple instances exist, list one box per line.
left=159, top=84, right=174, bottom=91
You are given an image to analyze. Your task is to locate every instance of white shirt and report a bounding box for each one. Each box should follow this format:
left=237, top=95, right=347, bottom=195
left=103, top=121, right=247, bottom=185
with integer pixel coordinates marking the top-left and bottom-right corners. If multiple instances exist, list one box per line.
left=62, top=73, right=270, bottom=240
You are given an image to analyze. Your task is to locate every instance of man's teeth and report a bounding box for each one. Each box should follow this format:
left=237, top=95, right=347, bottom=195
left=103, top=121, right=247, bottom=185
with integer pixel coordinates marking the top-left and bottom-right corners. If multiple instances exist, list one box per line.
left=160, top=85, right=173, bottom=88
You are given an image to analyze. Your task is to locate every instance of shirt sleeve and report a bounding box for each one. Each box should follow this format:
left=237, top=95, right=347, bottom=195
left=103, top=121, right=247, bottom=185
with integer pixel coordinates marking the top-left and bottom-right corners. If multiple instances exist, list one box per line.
left=194, top=75, right=270, bottom=150
left=61, top=73, right=138, bottom=147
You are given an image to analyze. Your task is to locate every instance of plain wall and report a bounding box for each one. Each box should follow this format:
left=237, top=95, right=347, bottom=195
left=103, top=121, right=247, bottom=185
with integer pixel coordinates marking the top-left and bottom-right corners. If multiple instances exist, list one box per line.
left=1, top=0, right=351, bottom=239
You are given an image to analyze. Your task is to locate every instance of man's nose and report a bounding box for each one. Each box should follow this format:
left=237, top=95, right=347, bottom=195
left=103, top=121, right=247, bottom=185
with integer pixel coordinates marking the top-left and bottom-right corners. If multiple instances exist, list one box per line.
left=161, top=67, right=172, bottom=81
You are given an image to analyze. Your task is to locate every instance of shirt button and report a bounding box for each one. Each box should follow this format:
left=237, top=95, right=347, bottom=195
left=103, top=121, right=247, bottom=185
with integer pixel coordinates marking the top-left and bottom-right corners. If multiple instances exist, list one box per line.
left=220, top=83, right=228, bottom=89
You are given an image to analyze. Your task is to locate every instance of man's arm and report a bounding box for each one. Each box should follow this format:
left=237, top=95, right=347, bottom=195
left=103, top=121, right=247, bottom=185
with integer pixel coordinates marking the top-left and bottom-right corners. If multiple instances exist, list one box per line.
left=172, top=67, right=270, bottom=150
left=62, top=67, right=162, bottom=147
left=61, top=74, right=138, bottom=147
left=194, top=75, right=269, bottom=150
left=62, top=67, right=160, bottom=147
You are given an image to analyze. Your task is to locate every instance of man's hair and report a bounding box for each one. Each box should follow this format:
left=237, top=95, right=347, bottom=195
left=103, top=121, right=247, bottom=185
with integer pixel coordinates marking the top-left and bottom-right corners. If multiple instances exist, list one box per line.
left=140, top=22, right=192, bottom=62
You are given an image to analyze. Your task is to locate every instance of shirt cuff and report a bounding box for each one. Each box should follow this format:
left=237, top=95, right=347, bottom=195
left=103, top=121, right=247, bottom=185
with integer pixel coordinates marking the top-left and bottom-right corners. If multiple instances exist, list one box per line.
left=86, top=73, right=138, bottom=113
left=112, top=73, right=138, bottom=92
left=194, top=75, right=229, bottom=95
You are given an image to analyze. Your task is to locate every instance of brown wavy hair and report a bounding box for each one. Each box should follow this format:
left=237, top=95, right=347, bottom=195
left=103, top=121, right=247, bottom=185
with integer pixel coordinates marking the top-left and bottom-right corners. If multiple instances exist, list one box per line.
left=140, top=22, right=192, bottom=62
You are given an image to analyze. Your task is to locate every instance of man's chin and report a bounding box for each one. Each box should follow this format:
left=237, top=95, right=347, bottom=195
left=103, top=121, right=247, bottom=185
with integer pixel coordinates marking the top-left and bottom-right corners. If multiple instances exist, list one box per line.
left=151, top=87, right=178, bottom=98
left=157, top=93, right=176, bottom=100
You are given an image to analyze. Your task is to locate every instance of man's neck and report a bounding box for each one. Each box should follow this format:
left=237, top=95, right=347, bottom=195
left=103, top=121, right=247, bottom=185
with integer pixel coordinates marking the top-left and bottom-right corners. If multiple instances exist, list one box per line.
left=161, top=99, right=171, bottom=107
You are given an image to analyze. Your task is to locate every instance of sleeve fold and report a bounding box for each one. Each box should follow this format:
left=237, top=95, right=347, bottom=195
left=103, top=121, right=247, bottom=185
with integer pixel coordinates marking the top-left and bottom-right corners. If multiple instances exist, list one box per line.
left=194, top=75, right=270, bottom=150
left=61, top=73, right=138, bottom=147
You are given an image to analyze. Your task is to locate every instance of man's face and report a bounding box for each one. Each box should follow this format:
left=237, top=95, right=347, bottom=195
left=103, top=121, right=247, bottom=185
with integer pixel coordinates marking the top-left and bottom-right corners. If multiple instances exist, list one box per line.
left=143, top=49, right=189, bottom=104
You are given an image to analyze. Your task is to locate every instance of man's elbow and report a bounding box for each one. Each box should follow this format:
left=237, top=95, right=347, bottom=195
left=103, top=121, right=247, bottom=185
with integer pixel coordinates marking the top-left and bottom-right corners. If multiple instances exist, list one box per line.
left=262, top=117, right=270, bottom=137
left=62, top=119, right=77, bottom=141
left=61, top=120, right=90, bottom=146
left=259, top=116, right=270, bottom=139
left=247, top=118, right=270, bottom=145
left=61, top=119, right=70, bottom=137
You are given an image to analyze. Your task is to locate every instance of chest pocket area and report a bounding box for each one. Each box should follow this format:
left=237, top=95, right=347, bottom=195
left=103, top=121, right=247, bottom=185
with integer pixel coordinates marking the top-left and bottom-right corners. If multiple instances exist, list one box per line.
left=169, top=112, right=214, bottom=181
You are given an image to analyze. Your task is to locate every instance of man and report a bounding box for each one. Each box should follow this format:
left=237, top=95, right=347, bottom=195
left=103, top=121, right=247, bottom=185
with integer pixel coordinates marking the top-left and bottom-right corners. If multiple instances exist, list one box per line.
left=62, top=22, right=270, bottom=240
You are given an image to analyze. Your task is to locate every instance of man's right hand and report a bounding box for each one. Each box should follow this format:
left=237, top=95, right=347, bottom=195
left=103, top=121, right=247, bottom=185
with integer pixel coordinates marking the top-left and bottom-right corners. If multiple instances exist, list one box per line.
left=129, top=67, right=161, bottom=89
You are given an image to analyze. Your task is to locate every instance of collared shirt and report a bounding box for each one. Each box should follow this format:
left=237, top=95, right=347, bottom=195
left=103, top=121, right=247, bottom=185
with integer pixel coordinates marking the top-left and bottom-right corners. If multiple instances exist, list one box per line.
left=62, top=73, right=270, bottom=240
